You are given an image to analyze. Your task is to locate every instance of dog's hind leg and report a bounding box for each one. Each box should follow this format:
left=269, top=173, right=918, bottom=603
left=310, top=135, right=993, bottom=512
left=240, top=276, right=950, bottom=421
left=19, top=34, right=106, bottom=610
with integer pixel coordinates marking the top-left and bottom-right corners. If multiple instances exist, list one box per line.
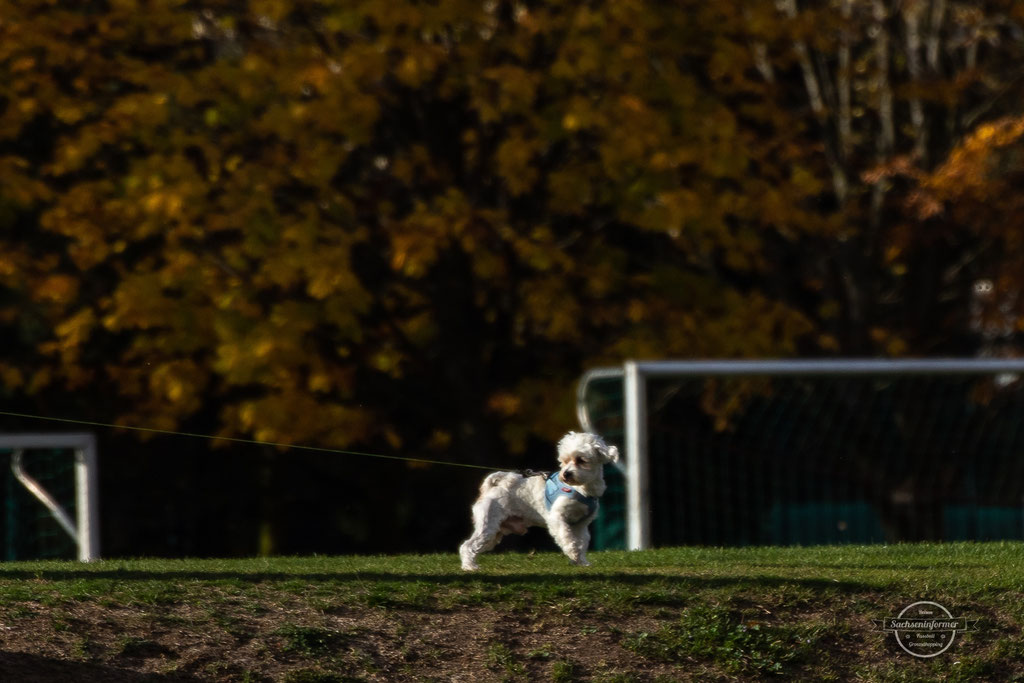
left=459, top=495, right=505, bottom=571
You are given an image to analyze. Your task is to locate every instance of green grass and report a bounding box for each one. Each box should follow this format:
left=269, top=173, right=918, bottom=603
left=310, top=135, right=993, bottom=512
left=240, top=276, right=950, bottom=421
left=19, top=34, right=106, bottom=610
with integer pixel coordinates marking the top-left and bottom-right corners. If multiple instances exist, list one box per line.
left=1, top=543, right=1023, bottom=680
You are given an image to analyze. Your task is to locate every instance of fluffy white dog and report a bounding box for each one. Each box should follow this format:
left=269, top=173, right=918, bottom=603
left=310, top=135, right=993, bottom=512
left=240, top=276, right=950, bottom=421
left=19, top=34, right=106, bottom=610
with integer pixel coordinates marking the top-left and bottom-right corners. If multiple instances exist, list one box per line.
left=459, top=431, right=620, bottom=571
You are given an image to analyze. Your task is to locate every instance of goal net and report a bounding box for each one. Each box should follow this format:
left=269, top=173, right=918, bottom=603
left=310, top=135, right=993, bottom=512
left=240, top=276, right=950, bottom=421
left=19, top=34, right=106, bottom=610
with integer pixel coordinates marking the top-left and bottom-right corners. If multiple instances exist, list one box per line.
left=578, top=359, right=1024, bottom=550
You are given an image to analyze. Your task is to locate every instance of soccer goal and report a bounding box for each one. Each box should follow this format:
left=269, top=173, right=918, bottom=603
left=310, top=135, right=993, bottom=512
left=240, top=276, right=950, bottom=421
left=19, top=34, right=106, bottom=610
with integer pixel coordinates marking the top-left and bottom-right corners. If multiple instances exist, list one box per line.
left=0, top=433, right=100, bottom=561
left=577, top=359, right=1024, bottom=551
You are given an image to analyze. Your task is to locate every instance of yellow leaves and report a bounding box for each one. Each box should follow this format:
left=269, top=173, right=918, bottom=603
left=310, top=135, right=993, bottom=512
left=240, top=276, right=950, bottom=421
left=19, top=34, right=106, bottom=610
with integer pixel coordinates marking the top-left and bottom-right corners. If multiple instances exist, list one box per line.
left=142, top=190, right=184, bottom=218
left=519, top=276, right=582, bottom=342
left=384, top=428, right=403, bottom=450
left=926, top=115, right=1024, bottom=203
left=389, top=232, right=438, bottom=278
left=109, top=92, right=169, bottom=127
left=54, top=308, right=96, bottom=351
left=253, top=339, right=275, bottom=358
left=426, top=429, right=452, bottom=451
left=27, top=367, right=53, bottom=395
left=228, top=395, right=372, bottom=448
left=0, top=157, right=52, bottom=205
left=488, top=392, right=521, bottom=416
left=295, top=62, right=331, bottom=95
left=213, top=285, right=363, bottom=395
left=618, top=94, right=645, bottom=114
left=0, top=250, right=21, bottom=280
left=0, top=364, right=24, bottom=390
left=149, top=360, right=205, bottom=409
left=213, top=340, right=244, bottom=379
left=818, top=300, right=840, bottom=320
left=648, top=188, right=702, bottom=235
left=495, top=130, right=540, bottom=196
left=398, top=310, right=436, bottom=347
left=50, top=141, right=88, bottom=175
left=561, top=97, right=599, bottom=132
left=395, top=47, right=441, bottom=88
left=0, top=0, right=905, bottom=459
left=789, top=165, right=824, bottom=196
left=502, top=225, right=572, bottom=273
left=42, top=92, right=166, bottom=177
left=627, top=300, right=647, bottom=323
left=972, top=118, right=1024, bottom=146
left=305, top=251, right=367, bottom=301
left=370, top=347, right=403, bottom=376
left=103, top=273, right=165, bottom=331
left=17, top=99, right=38, bottom=116
left=870, top=328, right=908, bottom=356
left=204, top=107, right=221, bottom=127
left=546, top=166, right=595, bottom=215
left=10, top=55, right=37, bottom=72
left=817, top=334, right=840, bottom=352
left=388, top=191, right=470, bottom=277
left=54, top=104, right=87, bottom=125
left=308, top=371, right=331, bottom=394
left=472, top=65, right=539, bottom=122
left=34, top=274, right=78, bottom=304
left=700, top=378, right=774, bottom=433
left=249, top=0, right=291, bottom=25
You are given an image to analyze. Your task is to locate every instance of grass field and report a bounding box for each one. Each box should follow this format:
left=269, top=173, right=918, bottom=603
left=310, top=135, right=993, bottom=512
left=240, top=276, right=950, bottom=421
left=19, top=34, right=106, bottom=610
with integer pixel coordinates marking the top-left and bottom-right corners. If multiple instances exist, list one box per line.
left=1, top=543, right=1023, bottom=681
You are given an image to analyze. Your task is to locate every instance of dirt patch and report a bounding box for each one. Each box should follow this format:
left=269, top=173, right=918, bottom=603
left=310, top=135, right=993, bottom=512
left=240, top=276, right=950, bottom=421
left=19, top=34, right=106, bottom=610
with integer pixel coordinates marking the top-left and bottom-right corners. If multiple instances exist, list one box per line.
left=0, top=596, right=732, bottom=681
left=0, top=588, right=1015, bottom=681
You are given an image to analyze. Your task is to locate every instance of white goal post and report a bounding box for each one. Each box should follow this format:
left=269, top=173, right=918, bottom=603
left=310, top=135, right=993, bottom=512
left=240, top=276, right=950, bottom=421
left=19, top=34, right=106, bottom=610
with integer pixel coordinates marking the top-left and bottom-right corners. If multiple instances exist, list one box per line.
left=578, top=358, right=1024, bottom=551
left=0, top=432, right=100, bottom=561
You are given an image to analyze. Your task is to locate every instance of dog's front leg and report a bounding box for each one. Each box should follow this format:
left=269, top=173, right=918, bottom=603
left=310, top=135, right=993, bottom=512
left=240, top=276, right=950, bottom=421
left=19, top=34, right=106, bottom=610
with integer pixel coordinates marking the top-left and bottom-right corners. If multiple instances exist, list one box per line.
left=547, top=513, right=591, bottom=566
left=572, top=523, right=592, bottom=567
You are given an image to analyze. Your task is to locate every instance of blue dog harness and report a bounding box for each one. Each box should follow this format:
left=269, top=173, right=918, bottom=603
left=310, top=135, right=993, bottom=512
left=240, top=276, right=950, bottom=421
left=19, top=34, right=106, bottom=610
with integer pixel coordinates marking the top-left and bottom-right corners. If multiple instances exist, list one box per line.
left=544, top=472, right=598, bottom=519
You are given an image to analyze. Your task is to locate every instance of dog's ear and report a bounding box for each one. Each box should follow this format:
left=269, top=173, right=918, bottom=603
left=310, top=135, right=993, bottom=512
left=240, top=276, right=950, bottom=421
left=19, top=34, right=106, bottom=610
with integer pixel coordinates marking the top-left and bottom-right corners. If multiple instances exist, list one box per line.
left=603, top=444, right=620, bottom=465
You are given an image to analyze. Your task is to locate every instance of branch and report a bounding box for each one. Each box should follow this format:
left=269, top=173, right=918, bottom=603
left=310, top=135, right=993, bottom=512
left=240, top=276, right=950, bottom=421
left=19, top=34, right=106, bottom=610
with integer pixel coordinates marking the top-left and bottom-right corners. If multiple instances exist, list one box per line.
left=903, top=0, right=928, bottom=163
left=777, top=0, right=849, bottom=204
left=926, top=0, right=946, bottom=72
left=837, top=0, right=852, bottom=161
left=744, top=7, right=774, bottom=83
left=872, top=0, right=895, bottom=155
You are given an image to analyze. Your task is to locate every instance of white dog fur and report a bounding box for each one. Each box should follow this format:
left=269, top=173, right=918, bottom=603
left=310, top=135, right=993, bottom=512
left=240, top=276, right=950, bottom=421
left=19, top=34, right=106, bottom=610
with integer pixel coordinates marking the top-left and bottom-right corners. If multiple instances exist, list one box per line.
left=459, top=431, right=620, bottom=571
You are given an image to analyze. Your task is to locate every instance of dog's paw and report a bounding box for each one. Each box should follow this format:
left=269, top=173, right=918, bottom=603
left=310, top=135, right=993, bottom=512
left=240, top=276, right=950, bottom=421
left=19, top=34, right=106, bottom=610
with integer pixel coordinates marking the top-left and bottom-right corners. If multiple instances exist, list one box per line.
left=459, top=542, right=479, bottom=571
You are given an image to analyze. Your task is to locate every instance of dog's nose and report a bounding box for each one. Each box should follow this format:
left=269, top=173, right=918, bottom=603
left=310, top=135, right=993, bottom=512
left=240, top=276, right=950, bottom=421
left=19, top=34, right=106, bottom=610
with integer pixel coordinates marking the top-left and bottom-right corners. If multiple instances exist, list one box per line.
left=562, top=470, right=576, bottom=484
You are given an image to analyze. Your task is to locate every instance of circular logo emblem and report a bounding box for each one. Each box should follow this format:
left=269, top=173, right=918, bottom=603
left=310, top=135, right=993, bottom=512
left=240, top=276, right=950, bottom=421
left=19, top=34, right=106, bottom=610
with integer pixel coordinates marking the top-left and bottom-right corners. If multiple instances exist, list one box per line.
left=883, top=601, right=965, bottom=658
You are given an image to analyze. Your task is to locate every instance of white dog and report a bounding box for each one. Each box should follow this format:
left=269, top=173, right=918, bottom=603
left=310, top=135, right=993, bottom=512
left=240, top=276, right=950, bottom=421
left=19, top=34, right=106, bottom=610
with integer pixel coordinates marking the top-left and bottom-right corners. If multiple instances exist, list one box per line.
left=459, top=431, right=620, bottom=571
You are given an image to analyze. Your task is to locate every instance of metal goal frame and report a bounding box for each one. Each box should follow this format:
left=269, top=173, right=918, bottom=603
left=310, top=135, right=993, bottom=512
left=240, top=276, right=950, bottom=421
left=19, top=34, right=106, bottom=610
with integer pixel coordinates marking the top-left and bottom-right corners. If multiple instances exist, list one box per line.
left=577, top=358, right=1024, bottom=550
left=0, top=432, right=100, bottom=561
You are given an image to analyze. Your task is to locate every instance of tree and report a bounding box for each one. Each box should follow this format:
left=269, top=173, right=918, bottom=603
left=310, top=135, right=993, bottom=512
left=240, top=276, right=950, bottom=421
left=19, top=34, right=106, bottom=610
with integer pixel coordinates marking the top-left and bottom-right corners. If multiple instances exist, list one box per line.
left=747, top=0, right=1024, bottom=354
left=2, top=0, right=1023, bottom=553
left=0, top=1, right=818, bottom=456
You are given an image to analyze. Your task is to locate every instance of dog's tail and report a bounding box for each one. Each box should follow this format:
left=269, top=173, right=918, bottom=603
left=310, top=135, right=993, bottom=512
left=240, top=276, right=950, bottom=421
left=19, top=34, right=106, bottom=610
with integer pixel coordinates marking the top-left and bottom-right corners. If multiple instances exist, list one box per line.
left=480, top=471, right=521, bottom=492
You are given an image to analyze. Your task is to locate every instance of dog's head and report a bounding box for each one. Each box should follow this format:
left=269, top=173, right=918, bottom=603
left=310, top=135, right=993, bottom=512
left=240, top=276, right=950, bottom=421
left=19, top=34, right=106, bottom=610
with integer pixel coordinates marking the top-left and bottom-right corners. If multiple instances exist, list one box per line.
left=556, top=431, right=620, bottom=495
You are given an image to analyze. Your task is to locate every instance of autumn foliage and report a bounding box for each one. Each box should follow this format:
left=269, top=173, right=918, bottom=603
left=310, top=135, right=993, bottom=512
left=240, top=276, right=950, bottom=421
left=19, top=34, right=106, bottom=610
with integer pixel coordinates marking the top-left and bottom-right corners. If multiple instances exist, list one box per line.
left=2, top=0, right=1024, bottom=470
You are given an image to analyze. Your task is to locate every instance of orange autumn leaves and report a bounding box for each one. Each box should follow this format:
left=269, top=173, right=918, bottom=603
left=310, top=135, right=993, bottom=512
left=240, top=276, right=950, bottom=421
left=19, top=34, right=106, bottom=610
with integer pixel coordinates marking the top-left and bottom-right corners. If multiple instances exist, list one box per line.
left=0, top=0, right=1023, bottom=456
